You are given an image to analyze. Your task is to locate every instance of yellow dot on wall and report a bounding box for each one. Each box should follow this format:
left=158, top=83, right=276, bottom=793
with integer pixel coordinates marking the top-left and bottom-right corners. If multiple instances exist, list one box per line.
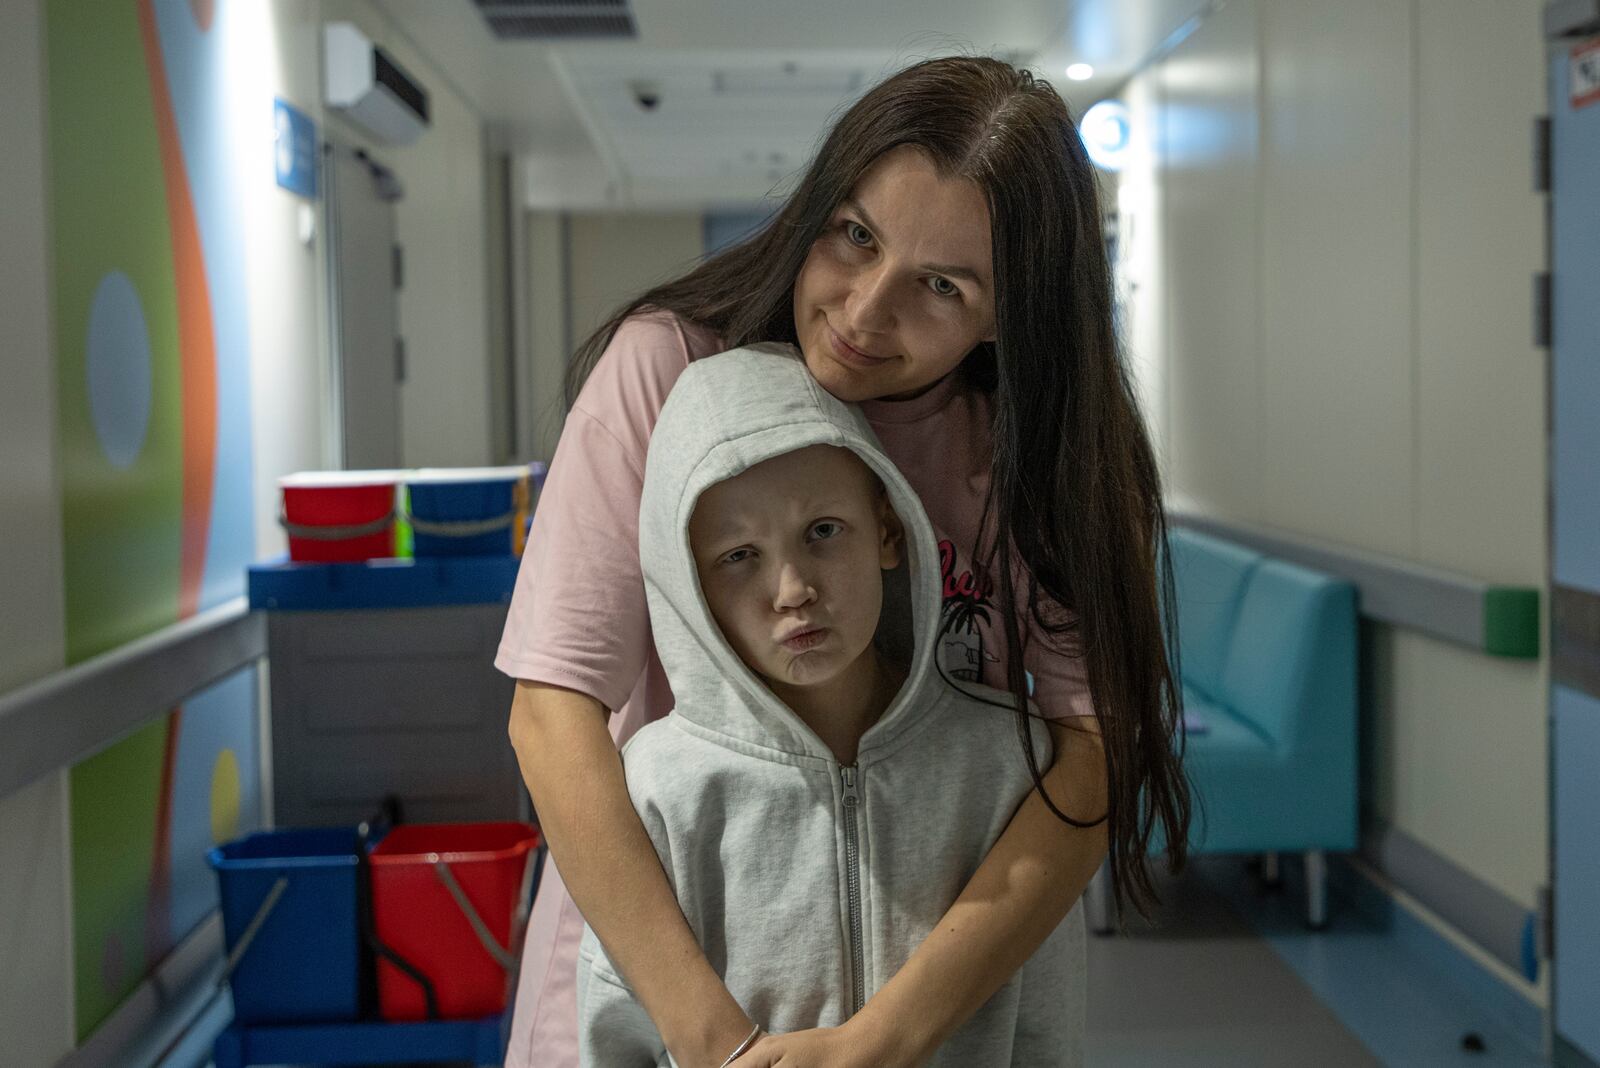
left=210, top=749, right=241, bottom=845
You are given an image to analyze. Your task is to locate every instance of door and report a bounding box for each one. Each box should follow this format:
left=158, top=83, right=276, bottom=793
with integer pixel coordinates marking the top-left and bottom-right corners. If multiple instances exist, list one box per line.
left=325, top=142, right=404, bottom=469
left=1548, top=16, right=1600, bottom=1068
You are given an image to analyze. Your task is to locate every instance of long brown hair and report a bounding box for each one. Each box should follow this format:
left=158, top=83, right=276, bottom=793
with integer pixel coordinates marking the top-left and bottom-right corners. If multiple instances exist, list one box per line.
left=568, top=56, right=1188, bottom=916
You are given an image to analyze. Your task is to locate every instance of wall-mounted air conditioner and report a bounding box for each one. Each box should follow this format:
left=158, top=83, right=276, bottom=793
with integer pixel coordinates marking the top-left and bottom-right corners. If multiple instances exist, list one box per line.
left=324, top=23, right=430, bottom=146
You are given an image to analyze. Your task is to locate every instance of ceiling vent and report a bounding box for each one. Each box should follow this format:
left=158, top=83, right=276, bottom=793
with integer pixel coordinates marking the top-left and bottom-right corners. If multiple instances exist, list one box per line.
left=473, top=0, right=637, bottom=41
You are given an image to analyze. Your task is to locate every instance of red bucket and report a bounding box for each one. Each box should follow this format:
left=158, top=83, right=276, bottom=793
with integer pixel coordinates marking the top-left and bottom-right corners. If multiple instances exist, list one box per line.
left=279, top=472, right=401, bottom=563
left=368, top=822, right=539, bottom=1021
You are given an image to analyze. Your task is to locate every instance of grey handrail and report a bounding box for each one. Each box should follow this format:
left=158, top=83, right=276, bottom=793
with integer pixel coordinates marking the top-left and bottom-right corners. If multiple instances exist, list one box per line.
left=1169, top=511, right=1540, bottom=658
left=0, top=596, right=265, bottom=801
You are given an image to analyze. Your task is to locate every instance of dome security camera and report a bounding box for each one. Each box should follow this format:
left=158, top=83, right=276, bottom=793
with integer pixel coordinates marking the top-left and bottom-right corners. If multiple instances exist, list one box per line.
left=629, top=80, right=661, bottom=112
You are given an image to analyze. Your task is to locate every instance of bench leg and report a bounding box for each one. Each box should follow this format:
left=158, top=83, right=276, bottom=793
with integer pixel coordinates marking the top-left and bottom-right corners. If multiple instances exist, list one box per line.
left=1084, top=860, right=1113, bottom=935
left=1261, top=850, right=1281, bottom=888
left=1305, top=849, right=1329, bottom=929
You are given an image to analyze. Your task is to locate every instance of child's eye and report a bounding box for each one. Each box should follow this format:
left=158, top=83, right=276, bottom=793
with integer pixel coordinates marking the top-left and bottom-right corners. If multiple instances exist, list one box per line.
left=808, top=521, right=844, bottom=542
left=721, top=548, right=755, bottom=565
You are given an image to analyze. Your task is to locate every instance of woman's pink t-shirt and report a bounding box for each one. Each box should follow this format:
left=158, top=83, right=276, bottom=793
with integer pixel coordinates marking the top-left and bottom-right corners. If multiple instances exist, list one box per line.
left=494, top=310, right=1093, bottom=1068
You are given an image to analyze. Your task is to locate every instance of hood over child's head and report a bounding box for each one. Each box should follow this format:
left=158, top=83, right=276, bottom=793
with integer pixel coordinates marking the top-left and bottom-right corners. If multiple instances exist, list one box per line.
left=639, top=344, right=944, bottom=761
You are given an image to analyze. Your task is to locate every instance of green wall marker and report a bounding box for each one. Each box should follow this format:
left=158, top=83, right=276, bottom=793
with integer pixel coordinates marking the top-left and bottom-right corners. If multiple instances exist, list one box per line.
left=1483, top=587, right=1540, bottom=659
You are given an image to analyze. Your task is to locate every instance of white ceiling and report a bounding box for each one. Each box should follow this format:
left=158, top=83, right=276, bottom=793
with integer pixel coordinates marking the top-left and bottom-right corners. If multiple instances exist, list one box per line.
left=379, top=0, right=1214, bottom=210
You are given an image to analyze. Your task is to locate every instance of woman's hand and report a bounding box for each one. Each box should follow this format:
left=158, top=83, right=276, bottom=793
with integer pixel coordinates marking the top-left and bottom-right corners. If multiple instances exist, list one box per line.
left=732, top=1020, right=914, bottom=1068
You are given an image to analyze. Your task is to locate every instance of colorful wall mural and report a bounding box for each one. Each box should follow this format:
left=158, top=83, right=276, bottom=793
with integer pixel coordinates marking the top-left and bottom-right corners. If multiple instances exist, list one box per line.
left=46, top=0, right=264, bottom=1037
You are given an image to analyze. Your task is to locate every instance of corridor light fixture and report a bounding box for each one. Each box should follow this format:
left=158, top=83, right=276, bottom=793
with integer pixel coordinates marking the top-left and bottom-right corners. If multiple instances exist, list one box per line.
left=1080, top=99, right=1131, bottom=171
left=1066, top=63, right=1094, bottom=81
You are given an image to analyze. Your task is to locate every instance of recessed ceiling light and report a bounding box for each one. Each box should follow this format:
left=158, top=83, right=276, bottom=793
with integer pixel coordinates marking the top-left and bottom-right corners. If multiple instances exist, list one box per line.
left=1066, top=63, right=1094, bottom=81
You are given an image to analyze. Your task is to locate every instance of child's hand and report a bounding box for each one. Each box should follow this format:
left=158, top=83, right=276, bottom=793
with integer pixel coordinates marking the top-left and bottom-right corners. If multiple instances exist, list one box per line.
left=732, top=1024, right=912, bottom=1068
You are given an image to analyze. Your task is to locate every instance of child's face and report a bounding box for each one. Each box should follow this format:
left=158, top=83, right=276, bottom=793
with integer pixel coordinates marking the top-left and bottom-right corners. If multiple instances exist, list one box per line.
left=689, top=445, right=903, bottom=692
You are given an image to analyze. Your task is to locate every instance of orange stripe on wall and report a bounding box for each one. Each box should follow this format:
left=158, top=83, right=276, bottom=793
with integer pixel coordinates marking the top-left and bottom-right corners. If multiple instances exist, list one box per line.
left=136, top=0, right=216, bottom=962
left=137, top=0, right=215, bottom=622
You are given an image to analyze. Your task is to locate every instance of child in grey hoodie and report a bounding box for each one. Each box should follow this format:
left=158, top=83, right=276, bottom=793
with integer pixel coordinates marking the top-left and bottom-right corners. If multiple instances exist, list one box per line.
left=576, top=344, right=1086, bottom=1067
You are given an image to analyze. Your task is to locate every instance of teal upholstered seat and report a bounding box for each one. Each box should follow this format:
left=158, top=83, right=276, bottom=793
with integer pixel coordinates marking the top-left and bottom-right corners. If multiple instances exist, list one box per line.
left=1172, top=528, right=1358, bottom=857
left=1112, top=527, right=1358, bottom=928
left=1169, top=531, right=1259, bottom=701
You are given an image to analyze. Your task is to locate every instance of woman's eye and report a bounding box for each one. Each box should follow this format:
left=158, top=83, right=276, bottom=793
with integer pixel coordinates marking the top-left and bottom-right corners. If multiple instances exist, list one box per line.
left=844, top=222, right=873, bottom=247
left=928, top=276, right=958, bottom=298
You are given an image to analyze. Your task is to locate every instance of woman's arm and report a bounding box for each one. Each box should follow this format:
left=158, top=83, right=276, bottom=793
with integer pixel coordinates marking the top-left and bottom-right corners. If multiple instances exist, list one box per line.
left=740, top=718, right=1108, bottom=1068
left=509, top=680, right=758, bottom=1068
left=859, top=718, right=1108, bottom=1061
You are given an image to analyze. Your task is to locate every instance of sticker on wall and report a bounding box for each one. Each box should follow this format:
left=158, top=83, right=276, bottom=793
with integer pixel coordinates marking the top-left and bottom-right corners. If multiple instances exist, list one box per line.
left=165, top=669, right=261, bottom=946
left=1574, top=39, right=1600, bottom=110
left=86, top=271, right=155, bottom=470
left=48, top=0, right=262, bottom=1040
left=275, top=98, right=317, bottom=198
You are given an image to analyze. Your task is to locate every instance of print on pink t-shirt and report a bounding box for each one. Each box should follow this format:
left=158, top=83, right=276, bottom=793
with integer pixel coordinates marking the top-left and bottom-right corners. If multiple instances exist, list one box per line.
left=937, top=537, right=995, bottom=681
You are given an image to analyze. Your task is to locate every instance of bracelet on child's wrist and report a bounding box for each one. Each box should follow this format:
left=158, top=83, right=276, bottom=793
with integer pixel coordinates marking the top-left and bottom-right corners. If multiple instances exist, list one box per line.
left=716, top=1023, right=763, bottom=1068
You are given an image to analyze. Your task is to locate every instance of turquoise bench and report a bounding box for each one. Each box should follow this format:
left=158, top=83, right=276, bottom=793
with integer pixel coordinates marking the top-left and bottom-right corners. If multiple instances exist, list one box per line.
left=1087, top=525, right=1359, bottom=929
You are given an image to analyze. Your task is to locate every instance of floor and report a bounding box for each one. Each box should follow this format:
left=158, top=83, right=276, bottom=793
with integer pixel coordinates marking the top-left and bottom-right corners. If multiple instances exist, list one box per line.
left=1087, top=859, right=1380, bottom=1067
left=1087, top=856, right=1547, bottom=1067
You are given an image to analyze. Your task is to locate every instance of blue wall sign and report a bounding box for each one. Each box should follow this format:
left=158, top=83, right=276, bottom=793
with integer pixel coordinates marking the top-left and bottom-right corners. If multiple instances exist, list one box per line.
left=274, top=98, right=317, bottom=198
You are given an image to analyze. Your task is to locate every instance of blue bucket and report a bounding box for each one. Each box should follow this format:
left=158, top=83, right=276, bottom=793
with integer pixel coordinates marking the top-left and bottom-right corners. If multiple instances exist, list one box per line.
left=407, top=467, right=532, bottom=558
left=208, top=828, right=363, bottom=1024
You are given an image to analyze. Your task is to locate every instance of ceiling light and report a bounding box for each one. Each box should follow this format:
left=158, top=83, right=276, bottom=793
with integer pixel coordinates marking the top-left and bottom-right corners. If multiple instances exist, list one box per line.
left=1081, top=100, right=1131, bottom=171
left=1066, top=63, right=1094, bottom=81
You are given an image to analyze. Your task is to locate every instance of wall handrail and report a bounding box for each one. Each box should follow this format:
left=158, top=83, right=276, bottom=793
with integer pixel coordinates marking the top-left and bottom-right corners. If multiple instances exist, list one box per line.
left=0, top=596, right=264, bottom=801
left=1168, top=510, right=1541, bottom=658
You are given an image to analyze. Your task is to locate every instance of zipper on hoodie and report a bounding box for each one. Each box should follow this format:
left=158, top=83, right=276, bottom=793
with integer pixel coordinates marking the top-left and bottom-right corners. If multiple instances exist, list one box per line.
left=840, top=764, right=866, bottom=1015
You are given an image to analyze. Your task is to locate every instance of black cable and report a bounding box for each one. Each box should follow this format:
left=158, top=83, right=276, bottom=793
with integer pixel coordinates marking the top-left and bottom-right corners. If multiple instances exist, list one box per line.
left=929, top=645, right=1111, bottom=829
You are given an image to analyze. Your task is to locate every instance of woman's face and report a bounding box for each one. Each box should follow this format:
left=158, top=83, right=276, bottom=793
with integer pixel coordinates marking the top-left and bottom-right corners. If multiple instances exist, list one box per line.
left=792, top=145, right=998, bottom=403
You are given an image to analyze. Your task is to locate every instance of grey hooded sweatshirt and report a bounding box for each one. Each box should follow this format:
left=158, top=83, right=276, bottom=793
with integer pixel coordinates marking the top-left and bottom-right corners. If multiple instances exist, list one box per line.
left=576, top=344, right=1086, bottom=1067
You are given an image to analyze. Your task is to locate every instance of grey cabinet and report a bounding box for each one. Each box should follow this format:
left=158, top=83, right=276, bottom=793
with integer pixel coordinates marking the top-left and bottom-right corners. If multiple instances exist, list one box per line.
left=252, top=562, right=528, bottom=828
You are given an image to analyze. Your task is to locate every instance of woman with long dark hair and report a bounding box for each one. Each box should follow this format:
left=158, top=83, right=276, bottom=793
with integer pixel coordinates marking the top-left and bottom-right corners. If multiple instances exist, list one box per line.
left=498, top=55, right=1188, bottom=1067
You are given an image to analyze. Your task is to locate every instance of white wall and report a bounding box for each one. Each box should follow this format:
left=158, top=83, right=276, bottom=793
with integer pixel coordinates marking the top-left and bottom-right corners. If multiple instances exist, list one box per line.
left=1158, top=0, right=1264, bottom=520
left=1260, top=0, right=1418, bottom=554
left=1413, top=0, right=1546, bottom=586
left=566, top=212, right=706, bottom=347
left=1113, top=73, right=1169, bottom=471
left=1385, top=0, right=1547, bottom=912
left=388, top=58, right=491, bottom=469
left=319, top=0, right=493, bottom=470
left=1125, top=0, right=1548, bottom=917
left=522, top=210, right=569, bottom=461
left=247, top=0, right=331, bottom=558
left=516, top=210, right=704, bottom=462
left=0, top=0, right=74, bottom=1062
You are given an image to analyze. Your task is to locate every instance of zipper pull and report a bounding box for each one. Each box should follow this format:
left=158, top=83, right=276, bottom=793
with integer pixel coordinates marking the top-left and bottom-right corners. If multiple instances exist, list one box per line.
left=840, top=764, right=858, bottom=805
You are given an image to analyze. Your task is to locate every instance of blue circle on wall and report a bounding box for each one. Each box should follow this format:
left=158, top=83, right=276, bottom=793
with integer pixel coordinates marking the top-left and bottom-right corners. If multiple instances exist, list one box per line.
left=1081, top=100, right=1132, bottom=172
left=85, top=270, right=154, bottom=470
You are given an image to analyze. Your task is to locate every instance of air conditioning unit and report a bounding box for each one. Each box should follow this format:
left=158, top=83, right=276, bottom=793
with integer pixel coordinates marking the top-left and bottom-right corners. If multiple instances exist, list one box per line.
left=324, top=23, right=430, bottom=146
